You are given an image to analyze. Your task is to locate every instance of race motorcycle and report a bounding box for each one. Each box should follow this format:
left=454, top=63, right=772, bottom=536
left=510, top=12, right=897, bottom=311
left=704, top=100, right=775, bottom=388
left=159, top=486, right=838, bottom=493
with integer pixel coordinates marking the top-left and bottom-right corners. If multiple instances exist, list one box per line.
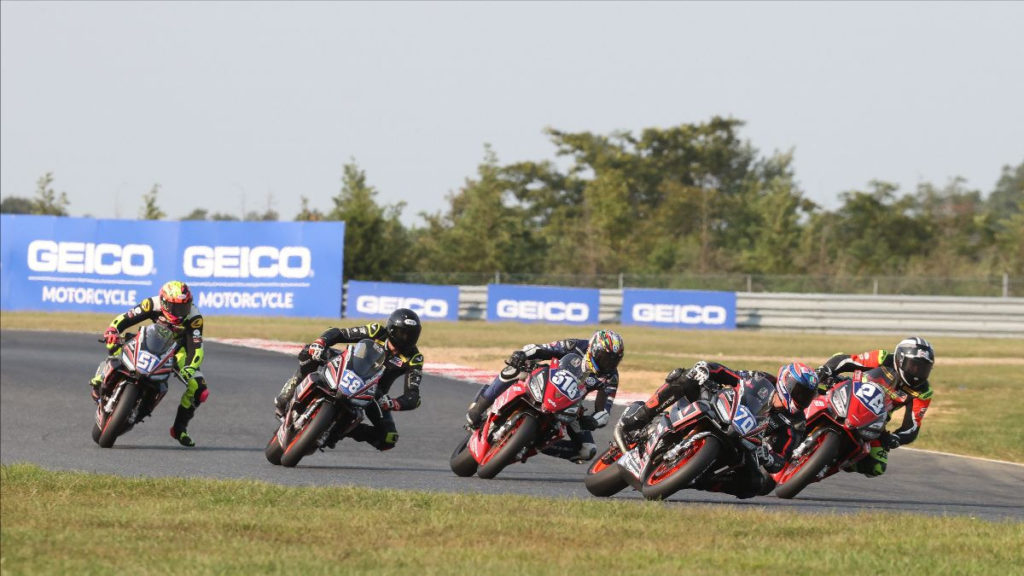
left=91, top=324, right=180, bottom=448
left=449, top=353, right=588, bottom=479
left=586, top=373, right=777, bottom=501
left=772, top=372, right=893, bottom=499
left=265, top=339, right=387, bottom=468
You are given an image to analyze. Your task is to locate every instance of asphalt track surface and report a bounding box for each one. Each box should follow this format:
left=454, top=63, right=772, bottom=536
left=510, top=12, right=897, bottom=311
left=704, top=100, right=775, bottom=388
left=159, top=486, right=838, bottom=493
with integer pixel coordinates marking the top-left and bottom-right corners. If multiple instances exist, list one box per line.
left=2, top=330, right=1022, bottom=521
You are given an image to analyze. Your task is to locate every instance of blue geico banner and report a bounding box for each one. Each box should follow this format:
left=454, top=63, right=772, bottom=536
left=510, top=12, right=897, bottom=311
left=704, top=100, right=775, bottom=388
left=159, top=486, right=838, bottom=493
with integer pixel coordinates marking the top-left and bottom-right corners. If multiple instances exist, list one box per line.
left=487, top=284, right=600, bottom=325
left=345, top=280, right=459, bottom=321
left=0, top=215, right=344, bottom=317
left=622, top=288, right=736, bottom=330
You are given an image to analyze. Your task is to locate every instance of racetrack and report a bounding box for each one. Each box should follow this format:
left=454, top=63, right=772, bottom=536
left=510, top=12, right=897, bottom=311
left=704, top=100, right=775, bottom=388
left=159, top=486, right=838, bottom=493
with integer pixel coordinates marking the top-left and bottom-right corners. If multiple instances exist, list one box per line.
left=2, top=330, right=1021, bottom=521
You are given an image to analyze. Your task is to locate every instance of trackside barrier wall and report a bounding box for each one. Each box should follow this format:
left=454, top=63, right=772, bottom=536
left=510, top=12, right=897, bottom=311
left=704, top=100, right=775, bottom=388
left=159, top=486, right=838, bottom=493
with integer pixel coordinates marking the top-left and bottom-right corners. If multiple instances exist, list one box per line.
left=451, top=286, right=1024, bottom=337
left=0, top=215, right=345, bottom=317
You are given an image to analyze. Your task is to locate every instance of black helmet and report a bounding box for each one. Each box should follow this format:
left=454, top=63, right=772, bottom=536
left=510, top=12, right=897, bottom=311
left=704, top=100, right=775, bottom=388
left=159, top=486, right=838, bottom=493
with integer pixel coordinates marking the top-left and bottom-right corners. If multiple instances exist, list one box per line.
left=385, top=308, right=421, bottom=353
left=893, top=336, right=934, bottom=392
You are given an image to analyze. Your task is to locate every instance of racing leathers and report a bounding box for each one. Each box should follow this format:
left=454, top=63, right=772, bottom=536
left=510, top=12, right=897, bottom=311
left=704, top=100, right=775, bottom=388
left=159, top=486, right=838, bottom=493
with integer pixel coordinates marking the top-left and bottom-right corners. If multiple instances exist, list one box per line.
left=275, top=322, right=423, bottom=451
left=816, top=350, right=933, bottom=477
left=622, top=362, right=806, bottom=499
left=90, top=297, right=208, bottom=445
left=465, top=338, right=619, bottom=464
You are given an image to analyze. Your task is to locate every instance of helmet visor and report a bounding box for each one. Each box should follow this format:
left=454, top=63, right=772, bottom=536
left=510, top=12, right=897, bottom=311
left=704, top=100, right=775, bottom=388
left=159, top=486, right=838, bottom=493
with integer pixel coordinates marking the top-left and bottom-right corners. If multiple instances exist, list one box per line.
left=790, top=382, right=816, bottom=411
left=900, top=356, right=933, bottom=389
left=387, top=325, right=420, bottom=352
left=163, top=300, right=190, bottom=322
left=590, top=349, right=622, bottom=374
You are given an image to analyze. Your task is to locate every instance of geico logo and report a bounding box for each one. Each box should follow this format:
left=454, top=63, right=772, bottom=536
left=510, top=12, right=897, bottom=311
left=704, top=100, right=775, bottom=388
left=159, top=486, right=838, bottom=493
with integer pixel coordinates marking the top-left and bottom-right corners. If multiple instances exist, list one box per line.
left=27, top=240, right=154, bottom=276
left=183, top=246, right=311, bottom=279
left=632, top=303, right=728, bottom=325
left=355, top=295, right=449, bottom=318
left=496, top=299, right=589, bottom=322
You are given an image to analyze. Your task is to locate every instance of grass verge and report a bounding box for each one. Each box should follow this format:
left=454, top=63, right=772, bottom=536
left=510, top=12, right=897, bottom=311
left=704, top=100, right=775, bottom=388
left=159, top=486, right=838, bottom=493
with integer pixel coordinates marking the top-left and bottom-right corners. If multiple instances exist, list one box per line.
left=1, top=464, right=1021, bottom=576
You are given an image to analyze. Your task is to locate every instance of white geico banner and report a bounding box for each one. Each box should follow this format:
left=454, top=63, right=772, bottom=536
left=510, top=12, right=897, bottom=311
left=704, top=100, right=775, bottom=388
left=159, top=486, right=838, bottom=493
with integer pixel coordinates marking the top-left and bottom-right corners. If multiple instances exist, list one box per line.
left=622, top=288, right=736, bottom=330
left=487, top=284, right=599, bottom=325
left=0, top=215, right=344, bottom=317
left=345, top=280, right=459, bottom=321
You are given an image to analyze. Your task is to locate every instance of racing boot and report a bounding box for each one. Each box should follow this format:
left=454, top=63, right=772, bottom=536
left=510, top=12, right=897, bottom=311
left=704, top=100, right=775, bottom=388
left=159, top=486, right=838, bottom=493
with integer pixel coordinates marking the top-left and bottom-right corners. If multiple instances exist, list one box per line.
left=465, top=395, right=492, bottom=429
left=274, top=375, right=299, bottom=419
left=570, top=442, right=597, bottom=464
left=170, top=405, right=197, bottom=447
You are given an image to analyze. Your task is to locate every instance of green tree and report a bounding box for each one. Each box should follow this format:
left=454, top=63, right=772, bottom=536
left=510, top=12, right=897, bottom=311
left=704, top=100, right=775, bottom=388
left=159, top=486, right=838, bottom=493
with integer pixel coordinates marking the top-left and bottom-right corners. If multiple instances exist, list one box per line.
left=210, top=212, right=239, bottom=221
left=32, top=172, right=70, bottom=216
left=1, top=196, right=35, bottom=214
left=328, top=159, right=411, bottom=281
left=294, top=196, right=325, bottom=221
left=417, top=146, right=541, bottom=277
left=181, top=208, right=209, bottom=220
left=139, top=184, right=166, bottom=220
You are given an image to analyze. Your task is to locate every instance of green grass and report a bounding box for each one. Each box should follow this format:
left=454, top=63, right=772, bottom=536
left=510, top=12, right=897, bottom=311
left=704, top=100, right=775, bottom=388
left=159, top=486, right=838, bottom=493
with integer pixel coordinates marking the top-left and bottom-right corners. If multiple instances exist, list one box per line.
left=1, top=464, right=1021, bottom=576
left=3, top=311, right=1022, bottom=462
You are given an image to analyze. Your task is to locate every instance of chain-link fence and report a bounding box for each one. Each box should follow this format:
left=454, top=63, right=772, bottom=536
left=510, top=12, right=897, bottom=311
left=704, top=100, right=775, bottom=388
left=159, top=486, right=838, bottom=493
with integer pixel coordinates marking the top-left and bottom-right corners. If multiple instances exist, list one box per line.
left=387, top=272, right=1020, bottom=297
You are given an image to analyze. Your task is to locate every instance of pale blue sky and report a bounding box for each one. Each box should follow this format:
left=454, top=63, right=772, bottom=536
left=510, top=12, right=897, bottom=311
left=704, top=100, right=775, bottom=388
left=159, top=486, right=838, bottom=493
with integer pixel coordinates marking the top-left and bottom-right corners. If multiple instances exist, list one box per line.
left=2, top=1, right=1022, bottom=223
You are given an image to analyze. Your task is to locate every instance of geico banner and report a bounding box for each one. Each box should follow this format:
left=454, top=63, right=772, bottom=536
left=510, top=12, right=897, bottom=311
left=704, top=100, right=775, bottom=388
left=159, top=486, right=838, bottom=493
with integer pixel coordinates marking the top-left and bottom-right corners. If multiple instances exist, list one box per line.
left=622, top=288, right=736, bottom=330
left=487, top=284, right=599, bottom=325
left=345, top=280, right=459, bottom=321
left=1, top=215, right=344, bottom=317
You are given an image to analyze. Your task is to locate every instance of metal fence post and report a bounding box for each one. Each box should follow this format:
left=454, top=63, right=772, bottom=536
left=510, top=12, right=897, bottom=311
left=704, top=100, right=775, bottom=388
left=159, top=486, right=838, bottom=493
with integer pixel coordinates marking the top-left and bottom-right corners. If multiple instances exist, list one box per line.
left=746, top=275, right=752, bottom=293
left=619, top=273, right=624, bottom=290
left=1005, top=273, right=1010, bottom=298
left=873, top=278, right=879, bottom=295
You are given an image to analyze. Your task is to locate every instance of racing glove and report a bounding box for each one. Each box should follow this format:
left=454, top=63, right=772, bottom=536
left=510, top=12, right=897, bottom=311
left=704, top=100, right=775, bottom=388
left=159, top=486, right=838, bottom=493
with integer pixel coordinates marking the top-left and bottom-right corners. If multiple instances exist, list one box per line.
left=307, top=338, right=327, bottom=362
left=506, top=350, right=527, bottom=370
left=377, top=394, right=399, bottom=412
left=686, top=361, right=711, bottom=388
left=814, top=365, right=835, bottom=392
left=103, top=326, right=120, bottom=351
left=880, top=431, right=901, bottom=450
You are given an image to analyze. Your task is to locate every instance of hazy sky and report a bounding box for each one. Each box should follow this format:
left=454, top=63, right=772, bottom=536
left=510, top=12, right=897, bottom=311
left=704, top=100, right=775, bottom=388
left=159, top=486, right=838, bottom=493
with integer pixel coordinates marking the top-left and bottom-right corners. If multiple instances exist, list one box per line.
left=2, top=1, right=1022, bottom=224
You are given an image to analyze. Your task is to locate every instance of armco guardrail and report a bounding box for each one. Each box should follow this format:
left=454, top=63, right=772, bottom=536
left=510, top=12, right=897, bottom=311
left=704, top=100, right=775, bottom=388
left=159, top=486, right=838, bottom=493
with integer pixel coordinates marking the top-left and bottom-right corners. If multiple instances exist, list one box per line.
left=445, top=286, right=1024, bottom=337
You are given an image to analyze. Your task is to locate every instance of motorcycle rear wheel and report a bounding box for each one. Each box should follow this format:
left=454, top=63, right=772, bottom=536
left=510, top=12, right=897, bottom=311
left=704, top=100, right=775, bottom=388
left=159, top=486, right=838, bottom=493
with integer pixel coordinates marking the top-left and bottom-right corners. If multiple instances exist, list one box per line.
left=265, top=434, right=284, bottom=466
left=584, top=446, right=628, bottom=497
left=640, top=435, right=721, bottom=501
left=281, top=403, right=336, bottom=468
left=477, top=413, right=538, bottom=479
left=449, top=432, right=479, bottom=477
left=97, top=383, right=139, bottom=448
left=774, top=430, right=841, bottom=499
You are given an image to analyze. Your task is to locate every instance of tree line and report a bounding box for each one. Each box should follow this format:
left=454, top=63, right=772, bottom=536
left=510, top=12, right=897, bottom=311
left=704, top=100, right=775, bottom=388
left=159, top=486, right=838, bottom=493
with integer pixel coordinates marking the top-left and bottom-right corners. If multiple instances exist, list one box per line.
left=3, top=117, right=1022, bottom=287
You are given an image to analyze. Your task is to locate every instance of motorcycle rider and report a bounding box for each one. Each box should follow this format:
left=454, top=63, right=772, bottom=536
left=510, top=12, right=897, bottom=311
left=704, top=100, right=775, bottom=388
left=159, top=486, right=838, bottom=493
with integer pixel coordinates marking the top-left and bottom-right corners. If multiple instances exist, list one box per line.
left=620, top=360, right=819, bottom=499
left=464, top=330, right=625, bottom=464
left=274, top=308, right=424, bottom=452
left=813, top=336, right=935, bottom=477
left=89, top=280, right=208, bottom=447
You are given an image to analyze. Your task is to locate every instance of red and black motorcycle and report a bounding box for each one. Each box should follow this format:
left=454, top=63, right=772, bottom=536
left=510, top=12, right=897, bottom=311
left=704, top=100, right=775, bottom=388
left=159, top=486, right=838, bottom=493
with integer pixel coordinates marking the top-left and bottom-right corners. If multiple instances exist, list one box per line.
left=449, top=353, right=587, bottom=479
left=586, top=372, right=776, bottom=501
left=772, top=372, right=893, bottom=499
left=265, top=339, right=387, bottom=468
left=92, top=324, right=179, bottom=448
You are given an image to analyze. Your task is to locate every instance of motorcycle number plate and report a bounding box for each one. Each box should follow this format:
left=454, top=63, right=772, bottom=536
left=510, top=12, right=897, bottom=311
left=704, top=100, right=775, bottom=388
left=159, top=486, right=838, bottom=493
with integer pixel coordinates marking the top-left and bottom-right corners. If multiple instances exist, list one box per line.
left=732, top=405, right=757, bottom=436
left=853, top=381, right=886, bottom=416
left=136, top=350, right=161, bottom=372
left=618, top=449, right=643, bottom=479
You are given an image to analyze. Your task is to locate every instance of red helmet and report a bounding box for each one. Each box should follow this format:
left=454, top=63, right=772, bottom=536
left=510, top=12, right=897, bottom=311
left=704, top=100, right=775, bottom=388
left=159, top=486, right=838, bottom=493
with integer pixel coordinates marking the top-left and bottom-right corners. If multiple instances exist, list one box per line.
left=159, top=281, right=192, bottom=325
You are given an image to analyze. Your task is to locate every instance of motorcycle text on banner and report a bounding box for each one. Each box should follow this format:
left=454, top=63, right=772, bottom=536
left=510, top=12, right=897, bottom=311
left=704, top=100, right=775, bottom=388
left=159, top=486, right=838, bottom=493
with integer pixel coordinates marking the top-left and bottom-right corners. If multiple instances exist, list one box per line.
left=449, top=353, right=588, bottom=479
left=265, top=339, right=387, bottom=468
left=771, top=372, right=893, bottom=498
left=92, top=324, right=180, bottom=447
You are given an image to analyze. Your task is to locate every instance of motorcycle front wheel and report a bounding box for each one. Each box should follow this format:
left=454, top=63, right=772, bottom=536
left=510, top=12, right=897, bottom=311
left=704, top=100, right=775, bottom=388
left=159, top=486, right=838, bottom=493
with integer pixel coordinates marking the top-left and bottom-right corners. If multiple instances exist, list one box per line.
left=774, top=429, right=841, bottom=499
left=265, top=433, right=284, bottom=466
left=449, top=432, right=479, bottom=477
left=584, top=445, right=629, bottom=497
left=640, top=435, right=721, bottom=501
left=280, top=403, right=336, bottom=468
left=476, top=413, right=538, bottom=480
left=97, top=383, right=139, bottom=448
